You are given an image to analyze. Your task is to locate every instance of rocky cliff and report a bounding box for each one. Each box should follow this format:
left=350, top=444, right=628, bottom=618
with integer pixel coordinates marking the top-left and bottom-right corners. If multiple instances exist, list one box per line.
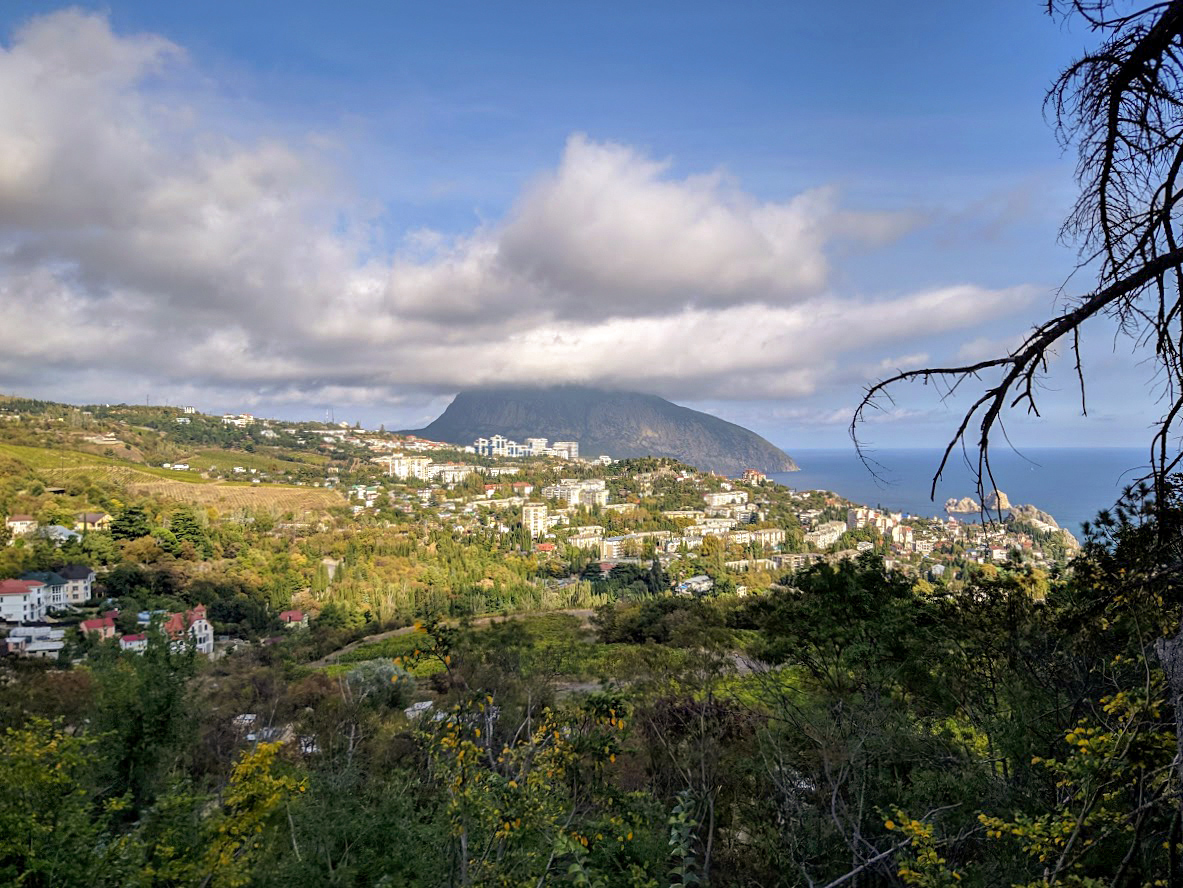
left=408, top=385, right=798, bottom=475
left=983, top=489, right=1012, bottom=511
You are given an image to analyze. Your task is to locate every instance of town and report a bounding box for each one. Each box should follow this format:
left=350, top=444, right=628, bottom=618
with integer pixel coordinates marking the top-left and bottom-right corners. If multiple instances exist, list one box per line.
left=0, top=399, right=1079, bottom=660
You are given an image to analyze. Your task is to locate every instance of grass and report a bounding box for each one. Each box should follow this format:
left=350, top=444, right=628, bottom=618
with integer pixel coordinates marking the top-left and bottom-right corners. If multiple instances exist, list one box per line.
left=0, top=442, right=125, bottom=469
left=192, top=448, right=328, bottom=474
left=334, top=634, right=447, bottom=677
left=0, top=442, right=211, bottom=483
left=0, top=440, right=343, bottom=513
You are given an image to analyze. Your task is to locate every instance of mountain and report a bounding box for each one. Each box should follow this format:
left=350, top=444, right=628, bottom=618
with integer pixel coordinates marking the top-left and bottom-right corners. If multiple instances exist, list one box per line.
left=408, top=386, right=798, bottom=475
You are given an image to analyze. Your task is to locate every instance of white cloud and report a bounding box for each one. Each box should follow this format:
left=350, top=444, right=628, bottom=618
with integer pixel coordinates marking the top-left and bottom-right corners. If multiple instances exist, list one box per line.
left=0, top=10, right=1044, bottom=417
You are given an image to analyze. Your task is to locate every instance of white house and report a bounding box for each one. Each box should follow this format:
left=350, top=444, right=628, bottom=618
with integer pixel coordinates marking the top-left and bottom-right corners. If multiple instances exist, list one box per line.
left=119, top=634, right=148, bottom=653
left=164, top=604, right=214, bottom=654
left=20, top=572, right=69, bottom=609
left=5, top=515, right=38, bottom=537
left=0, top=579, right=47, bottom=623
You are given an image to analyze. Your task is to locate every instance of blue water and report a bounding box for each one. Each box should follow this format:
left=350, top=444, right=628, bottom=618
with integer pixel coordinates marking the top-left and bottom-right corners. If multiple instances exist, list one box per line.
left=769, top=447, right=1150, bottom=537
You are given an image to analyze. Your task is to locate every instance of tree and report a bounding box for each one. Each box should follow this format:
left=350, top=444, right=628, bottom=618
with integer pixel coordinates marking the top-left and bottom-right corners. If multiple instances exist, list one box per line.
left=855, top=1, right=1183, bottom=508
left=110, top=504, right=151, bottom=541
left=89, top=630, right=199, bottom=811
left=199, top=743, right=306, bottom=887
left=0, top=719, right=108, bottom=886
left=849, top=2, right=1183, bottom=825
left=168, top=505, right=210, bottom=557
left=646, top=558, right=669, bottom=595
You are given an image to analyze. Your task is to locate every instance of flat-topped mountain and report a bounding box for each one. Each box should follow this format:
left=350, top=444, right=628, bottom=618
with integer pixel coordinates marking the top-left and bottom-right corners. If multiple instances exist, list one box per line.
left=408, top=385, right=797, bottom=475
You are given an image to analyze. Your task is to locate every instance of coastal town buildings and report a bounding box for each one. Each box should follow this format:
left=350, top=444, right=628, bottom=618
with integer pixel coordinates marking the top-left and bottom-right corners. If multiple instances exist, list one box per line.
left=4, top=515, right=38, bottom=537
left=522, top=503, right=548, bottom=539
left=0, top=578, right=47, bottom=623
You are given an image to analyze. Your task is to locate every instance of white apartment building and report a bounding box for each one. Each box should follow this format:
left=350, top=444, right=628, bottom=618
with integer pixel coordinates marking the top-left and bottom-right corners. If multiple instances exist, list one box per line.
left=377, top=454, right=433, bottom=480
left=20, top=572, right=72, bottom=609
left=429, top=463, right=476, bottom=484
left=805, top=520, right=847, bottom=549
left=567, top=533, right=603, bottom=550
left=522, top=503, right=549, bottom=539
left=747, top=528, right=786, bottom=548
left=0, top=578, right=47, bottom=623
left=474, top=435, right=577, bottom=459
left=704, top=491, right=749, bottom=508
left=552, top=441, right=579, bottom=459
left=542, top=479, right=609, bottom=507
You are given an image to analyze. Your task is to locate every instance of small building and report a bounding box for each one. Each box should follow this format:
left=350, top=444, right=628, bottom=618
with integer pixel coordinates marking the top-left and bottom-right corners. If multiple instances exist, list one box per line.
left=119, top=633, right=148, bottom=653
left=5, top=515, right=38, bottom=537
left=38, top=525, right=81, bottom=546
left=56, top=565, right=96, bottom=603
left=74, top=512, right=112, bottom=532
left=676, top=575, right=715, bottom=597
left=80, top=614, right=117, bottom=641
left=3, top=626, right=65, bottom=659
left=163, top=604, right=214, bottom=654
left=278, top=609, right=307, bottom=629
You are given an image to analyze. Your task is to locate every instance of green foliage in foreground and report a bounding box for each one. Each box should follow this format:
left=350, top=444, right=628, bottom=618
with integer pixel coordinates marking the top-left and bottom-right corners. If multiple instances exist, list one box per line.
left=0, top=492, right=1180, bottom=886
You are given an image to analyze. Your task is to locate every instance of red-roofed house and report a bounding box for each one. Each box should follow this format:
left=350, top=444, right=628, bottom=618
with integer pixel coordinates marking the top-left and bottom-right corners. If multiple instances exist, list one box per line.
left=0, top=578, right=46, bottom=623
left=163, top=604, right=213, bottom=654
left=120, top=634, right=148, bottom=653
left=79, top=615, right=116, bottom=640
left=279, top=609, right=307, bottom=629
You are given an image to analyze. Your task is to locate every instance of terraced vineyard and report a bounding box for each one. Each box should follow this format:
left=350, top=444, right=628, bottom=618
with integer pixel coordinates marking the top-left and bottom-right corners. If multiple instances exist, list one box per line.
left=124, top=478, right=343, bottom=514
left=191, top=447, right=329, bottom=474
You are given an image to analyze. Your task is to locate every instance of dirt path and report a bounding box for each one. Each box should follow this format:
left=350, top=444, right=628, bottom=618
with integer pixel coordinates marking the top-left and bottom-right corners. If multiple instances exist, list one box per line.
left=310, top=607, right=596, bottom=668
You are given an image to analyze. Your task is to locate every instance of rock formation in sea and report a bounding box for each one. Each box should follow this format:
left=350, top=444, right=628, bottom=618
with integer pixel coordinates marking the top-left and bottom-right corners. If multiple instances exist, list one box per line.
left=983, top=489, right=1011, bottom=511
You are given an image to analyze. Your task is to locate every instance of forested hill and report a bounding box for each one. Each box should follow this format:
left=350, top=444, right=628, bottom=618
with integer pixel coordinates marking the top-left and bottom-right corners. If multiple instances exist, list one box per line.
left=408, top=385, right=798, bottom=475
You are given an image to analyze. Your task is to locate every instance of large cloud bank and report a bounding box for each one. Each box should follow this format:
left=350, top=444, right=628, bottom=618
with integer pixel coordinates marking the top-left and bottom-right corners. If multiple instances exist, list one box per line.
left=0, top=10, right=1037, bottom=413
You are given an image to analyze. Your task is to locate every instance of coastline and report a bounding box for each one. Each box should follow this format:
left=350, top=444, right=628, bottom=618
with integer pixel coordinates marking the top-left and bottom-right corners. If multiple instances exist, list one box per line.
left=768, top=446, right=1147, bottom=536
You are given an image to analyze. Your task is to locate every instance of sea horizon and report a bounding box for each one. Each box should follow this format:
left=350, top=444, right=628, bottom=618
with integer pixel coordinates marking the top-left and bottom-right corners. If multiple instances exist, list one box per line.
left=768, top=445, right=1150, bottom=537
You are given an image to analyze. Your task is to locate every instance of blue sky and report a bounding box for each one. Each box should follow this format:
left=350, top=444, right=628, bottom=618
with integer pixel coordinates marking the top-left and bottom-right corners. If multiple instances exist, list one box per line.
left=0, top=2, right=1158, bottom=451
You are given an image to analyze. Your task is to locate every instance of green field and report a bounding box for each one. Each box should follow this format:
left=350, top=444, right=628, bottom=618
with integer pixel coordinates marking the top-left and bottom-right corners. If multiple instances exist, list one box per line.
left=0, top=442, right=207, bottom=482
left=191, top=447, right=328, bottom=474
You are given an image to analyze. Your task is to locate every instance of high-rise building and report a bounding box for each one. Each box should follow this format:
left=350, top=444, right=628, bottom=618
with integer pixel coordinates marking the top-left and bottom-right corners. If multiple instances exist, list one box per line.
left=553, top=441, right=579, bottom=459
left=522, top=503, right=548, bottom=539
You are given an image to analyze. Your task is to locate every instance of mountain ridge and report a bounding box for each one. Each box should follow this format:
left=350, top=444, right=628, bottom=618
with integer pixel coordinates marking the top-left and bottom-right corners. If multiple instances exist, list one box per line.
left=407, top=385, right=798, bottom=475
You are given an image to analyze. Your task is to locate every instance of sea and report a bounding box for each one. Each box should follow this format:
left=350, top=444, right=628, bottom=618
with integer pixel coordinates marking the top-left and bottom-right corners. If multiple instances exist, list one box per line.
left=768, top=447, right=1151, bottom=537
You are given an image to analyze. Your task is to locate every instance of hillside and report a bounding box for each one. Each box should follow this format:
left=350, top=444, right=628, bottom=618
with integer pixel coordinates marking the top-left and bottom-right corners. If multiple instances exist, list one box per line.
left=410, top=385, right=797, bottom=475
left=0, top=442, right=344, bottom=515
